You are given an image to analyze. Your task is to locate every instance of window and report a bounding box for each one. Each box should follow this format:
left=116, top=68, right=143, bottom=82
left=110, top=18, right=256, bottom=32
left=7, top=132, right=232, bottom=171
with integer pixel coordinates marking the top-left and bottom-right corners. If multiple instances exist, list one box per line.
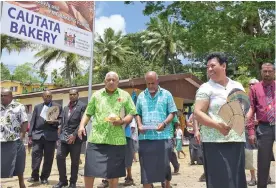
left=79, top=97, right=88, bottom=105
left=32, top=88, right=39, bottom=92
left=10, top=86, right=18, bottom=92
left=53, top=99, right=63, bottom=107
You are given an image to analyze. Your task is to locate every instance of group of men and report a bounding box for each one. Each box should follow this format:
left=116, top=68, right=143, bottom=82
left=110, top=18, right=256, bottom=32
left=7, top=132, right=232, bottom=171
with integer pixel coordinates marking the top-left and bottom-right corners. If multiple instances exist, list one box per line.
left=0, top=61, right=274, bottom=188
left=1, top=88, right=86, bottom=188
left=1, top=70, right=181, bottom=188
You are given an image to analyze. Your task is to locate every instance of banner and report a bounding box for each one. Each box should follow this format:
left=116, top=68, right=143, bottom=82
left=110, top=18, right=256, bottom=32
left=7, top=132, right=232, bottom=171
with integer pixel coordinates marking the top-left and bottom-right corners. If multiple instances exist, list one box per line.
left=1, top=1, right=94, bottom=57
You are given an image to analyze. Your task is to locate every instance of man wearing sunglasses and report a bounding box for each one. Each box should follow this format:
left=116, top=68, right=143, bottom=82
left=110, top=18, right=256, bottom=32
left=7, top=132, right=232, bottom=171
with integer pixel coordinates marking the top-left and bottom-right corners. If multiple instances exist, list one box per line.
left=245, top=78, right=259, bottom=186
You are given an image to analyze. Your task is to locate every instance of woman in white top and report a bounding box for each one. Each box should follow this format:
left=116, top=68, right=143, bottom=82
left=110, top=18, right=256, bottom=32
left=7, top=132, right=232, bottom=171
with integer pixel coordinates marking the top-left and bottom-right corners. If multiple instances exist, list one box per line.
left=175, top=123, right=185, bottom=159
left=194, top=52, right=247, bottom=188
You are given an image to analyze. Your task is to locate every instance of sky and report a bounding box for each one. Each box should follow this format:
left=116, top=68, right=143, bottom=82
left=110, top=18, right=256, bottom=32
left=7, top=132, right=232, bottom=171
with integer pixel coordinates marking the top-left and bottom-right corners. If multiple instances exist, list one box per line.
left=1, top=1, right=188, bottom=82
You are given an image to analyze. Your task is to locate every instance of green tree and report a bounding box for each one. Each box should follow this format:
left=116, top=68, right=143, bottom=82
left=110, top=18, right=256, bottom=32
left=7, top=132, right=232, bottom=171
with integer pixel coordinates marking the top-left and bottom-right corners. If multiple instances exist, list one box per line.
left=235, top=65, right=252, bottom=89
left=34, top=48, right=88, bottom=86
left=60, top=54, right=84, bottom=85
left=132, top=1, right=275, bottom=79
left=51, top=69, right=66, bottom=87
left=1, top=34, right=32, bottom=53
left=111, top=53, right=151, bottom=79
left=12, top=63, right=40, bottom=84
left=1, top=63, right=11, bottom=80
left=73, top=72, right=89, bottom=86
left=183, top=62, right=208, bottom=82
left=125, top=32, right=151, bottom=60
left=141, top=17, right=187, bottom=74
left=94, top=28, right=133, bottom=79
left=38, top=71, right=48, bottom=88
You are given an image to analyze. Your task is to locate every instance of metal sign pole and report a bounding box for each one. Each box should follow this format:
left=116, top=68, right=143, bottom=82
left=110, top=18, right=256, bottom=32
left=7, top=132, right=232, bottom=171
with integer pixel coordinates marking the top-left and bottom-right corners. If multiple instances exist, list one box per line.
left=79, top=4, right=96, bottom=176
left=88, top=2, right=96, bottom=100
left=0, top=1, right=3, bottom=60
left=86, top=2, right=96, bottom=137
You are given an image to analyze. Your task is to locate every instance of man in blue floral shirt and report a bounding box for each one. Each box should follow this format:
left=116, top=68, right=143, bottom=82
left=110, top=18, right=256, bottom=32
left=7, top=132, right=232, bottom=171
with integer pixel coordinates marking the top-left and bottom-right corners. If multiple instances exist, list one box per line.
left=136, top=71, right=177, bottom=188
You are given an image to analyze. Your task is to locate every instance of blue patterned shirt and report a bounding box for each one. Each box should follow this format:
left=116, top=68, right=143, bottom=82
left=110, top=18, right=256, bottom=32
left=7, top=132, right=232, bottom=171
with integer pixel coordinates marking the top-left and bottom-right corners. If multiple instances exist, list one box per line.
left=136, top=87, right=177, bottom=140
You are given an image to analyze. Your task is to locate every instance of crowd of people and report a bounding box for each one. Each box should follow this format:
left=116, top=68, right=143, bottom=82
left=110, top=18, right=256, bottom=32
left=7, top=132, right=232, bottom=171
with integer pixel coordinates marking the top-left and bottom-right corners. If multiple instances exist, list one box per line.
left=0, top=52, right=275, bottom=188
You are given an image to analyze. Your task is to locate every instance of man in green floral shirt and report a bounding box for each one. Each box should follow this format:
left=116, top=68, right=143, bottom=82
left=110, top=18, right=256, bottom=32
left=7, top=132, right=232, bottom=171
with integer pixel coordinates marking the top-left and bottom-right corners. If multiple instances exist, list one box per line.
left=78, top=71, right=137, bottom=188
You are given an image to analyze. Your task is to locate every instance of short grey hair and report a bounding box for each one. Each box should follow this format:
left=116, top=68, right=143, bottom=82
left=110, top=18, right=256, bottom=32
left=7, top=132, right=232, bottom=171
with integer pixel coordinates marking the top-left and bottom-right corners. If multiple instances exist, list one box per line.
left=145, top=71, right=159, bottom=80
left=105, top=71, right=119, bottom=80
left=249, top=78, right=259, bottom=84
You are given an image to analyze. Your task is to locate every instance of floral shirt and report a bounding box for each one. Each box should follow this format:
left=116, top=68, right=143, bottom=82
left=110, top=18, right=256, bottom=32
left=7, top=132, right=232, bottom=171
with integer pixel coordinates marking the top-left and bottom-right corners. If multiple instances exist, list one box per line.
left=196, top=78, right=246, bottom=143
left=136, top=87, right=177, bottom=140
left=0, top=100, right=28, bottom=142
left=86, top=88, right=137, bottom=145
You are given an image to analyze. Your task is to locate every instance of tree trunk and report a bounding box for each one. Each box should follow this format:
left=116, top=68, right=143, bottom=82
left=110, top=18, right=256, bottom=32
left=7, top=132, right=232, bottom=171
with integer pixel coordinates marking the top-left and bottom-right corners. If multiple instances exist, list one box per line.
left=66, top=65, right=72, bottom=86
left=171, top=54, right=177, bottom=74
left=163, top=55, right=166, bottom=74
left=251, top=52, right=261, bottom=80
left=172, top=63, right=176, bottom=74
left=163, top=48, right=170, bottom=75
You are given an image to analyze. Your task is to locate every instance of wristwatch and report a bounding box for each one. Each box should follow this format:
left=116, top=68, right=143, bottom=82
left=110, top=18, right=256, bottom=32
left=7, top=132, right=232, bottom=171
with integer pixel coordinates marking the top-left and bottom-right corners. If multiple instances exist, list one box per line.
left=120, top=117, right=125, bottom=125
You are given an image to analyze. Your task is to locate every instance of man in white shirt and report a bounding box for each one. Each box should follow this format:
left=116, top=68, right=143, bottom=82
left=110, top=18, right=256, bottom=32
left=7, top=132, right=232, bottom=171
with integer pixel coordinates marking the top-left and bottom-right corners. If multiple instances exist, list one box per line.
left=1, top=88, right=28, bottom=188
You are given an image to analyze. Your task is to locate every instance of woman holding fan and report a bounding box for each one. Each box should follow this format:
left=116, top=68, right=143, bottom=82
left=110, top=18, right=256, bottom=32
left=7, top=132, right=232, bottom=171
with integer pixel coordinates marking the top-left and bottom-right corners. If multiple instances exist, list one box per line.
left=194, top=52, right=247, bottom=188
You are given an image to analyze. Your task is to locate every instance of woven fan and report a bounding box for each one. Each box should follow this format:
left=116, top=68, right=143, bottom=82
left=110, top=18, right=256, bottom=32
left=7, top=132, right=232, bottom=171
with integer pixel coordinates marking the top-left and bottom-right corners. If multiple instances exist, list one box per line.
left=46, top=106, right=60, bottom=121
left=218, top=100, right=245, bottom=136
left=227, top=88, right=250, bottom=115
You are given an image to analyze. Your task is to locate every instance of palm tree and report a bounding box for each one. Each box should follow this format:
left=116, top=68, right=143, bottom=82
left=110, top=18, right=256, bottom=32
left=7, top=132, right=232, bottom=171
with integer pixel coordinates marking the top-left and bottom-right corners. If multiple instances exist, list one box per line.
left=95, top=28, right=133, bottom=68
left=60, top=53, right=84, bottom=85
left=141, top=17, right=187, bottom=74
left=34, top=47, right=88, bottom=86
left=1, top=34, right=32, bottom=53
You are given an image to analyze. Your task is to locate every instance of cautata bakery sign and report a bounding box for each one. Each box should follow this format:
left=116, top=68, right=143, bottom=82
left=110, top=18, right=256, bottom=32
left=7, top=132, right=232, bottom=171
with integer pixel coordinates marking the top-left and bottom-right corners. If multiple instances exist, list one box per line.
left=1, top=1, right=94, bottom=57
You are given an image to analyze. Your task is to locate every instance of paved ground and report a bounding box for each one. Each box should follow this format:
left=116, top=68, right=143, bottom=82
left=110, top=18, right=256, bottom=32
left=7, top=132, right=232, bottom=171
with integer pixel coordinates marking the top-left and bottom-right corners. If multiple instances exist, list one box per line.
left=1, top=146, right=275, bottom=188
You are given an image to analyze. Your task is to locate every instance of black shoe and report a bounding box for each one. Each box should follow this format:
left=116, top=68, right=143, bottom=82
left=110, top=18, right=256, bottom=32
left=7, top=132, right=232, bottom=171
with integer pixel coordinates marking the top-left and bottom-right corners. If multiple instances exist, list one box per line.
left=41, top=179, right=49, bottom=185
left=174, top=163, right=180, bottom=173
left=268, top=177, right=272, bottom=184
left=52, top=182, right=68, bottom=188
left=123, top=177, right=134, bottom=186
left=27, top=177, right=39, bottom=183
left=247, top=180, right=257, bottom=186
left=199, top=173, right=206, bottom=182
left=68, top=183, right=77, bottom=188
left=97, top=179, right=109, bottom=188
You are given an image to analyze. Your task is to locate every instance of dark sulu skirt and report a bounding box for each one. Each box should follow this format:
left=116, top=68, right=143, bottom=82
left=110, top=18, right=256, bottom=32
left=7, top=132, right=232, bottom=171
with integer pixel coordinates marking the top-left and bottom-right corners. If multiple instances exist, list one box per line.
left=139, top=139, right=171, bottom=184
left=1, top=140, right=26, bottom=178
left=84, top=143, right=126, bottom=179
left=125, top=137, right=134, bottom=168
left=202, top=142, right=247, bottom=188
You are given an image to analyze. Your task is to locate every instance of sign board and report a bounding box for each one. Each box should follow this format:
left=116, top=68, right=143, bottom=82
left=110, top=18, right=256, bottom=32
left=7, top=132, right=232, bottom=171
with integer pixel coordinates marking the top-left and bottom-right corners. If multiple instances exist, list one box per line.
left=1, top=1, right=94, bottom=57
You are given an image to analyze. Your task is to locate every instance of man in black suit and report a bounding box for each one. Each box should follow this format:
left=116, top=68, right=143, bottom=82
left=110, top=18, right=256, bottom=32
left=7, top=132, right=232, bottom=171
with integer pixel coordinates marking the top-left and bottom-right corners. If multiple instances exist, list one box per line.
left=28, top=90, right=62, bottom=184
left=53, top=89, right=87, bottom=188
